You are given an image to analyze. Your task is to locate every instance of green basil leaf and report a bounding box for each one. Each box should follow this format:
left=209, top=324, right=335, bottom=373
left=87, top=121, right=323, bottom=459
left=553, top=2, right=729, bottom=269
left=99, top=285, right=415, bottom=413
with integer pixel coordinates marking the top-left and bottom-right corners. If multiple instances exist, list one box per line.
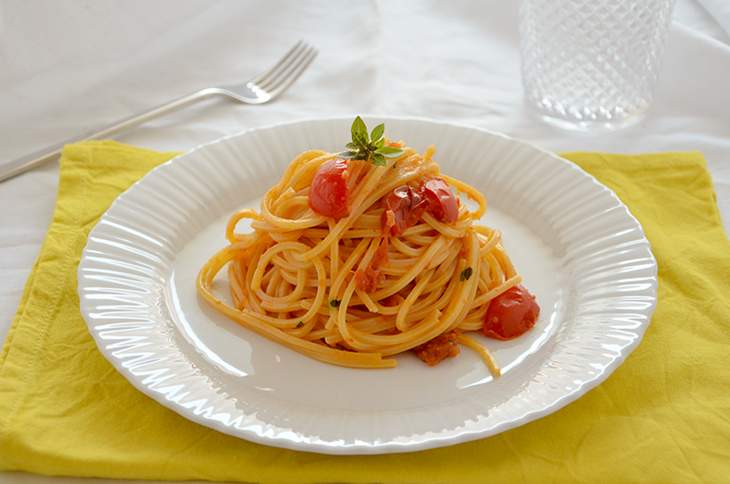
left=338, top=151, right=358, bottom=159
left=460, top=267, right=473, bottom=281
left=372, top=153, right=387, bottom=166
left=370, top=123, right=385, bottom=142
left=378, top=146, right=402, bottom=154
left=352, top=131, right=368, bottom=148
left=352, top=116, right=368, bottom=143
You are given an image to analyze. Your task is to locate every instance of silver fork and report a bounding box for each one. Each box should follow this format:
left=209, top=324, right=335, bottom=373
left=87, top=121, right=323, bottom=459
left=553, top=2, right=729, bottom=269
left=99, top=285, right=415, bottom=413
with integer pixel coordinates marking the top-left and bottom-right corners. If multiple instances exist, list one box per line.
left=0, top=40, right=318, bottom=183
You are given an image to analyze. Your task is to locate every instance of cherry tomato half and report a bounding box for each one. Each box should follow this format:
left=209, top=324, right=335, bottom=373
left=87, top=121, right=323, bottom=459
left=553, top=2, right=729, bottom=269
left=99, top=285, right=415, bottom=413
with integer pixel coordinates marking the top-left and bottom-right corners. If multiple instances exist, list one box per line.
left=483, top=285, right=540, bottom=340
left=382, top=185, right=427, bottom=236
left=308, top=158, right=350, bottom=219
left=422, top=178, right=458, bottom=223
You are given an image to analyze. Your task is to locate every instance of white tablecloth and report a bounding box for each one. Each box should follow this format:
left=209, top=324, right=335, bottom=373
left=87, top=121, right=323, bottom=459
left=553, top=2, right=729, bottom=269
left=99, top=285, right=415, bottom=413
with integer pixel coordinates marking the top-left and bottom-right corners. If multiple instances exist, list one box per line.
left=1, top=1, right=729, bottom=482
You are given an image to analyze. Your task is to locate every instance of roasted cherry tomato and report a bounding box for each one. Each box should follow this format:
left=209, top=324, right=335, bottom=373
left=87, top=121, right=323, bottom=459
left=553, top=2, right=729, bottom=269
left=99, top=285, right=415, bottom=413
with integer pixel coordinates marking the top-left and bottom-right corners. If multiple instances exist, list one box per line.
left=382, top=185, right=427, bottom=235
left=483, top=285, right=540, bottom=340
left=422, top=178, right=458, bottom=223
left=308, top=158, right=350, bottom=219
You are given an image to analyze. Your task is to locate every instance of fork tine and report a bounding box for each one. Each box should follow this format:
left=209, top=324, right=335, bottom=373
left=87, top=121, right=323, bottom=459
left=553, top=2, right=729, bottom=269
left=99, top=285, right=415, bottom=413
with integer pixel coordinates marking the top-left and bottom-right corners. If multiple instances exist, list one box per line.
left=256, top=43, right=313, bottom=91
left=249, top=41, right=307, bottom=86
left=266, top=46, right=318, bottom=98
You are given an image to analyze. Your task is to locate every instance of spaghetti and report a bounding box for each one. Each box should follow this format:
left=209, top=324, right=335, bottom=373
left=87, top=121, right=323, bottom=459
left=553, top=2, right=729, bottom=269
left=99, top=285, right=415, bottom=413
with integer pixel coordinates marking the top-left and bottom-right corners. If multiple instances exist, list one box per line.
left=197, top=119, right=538, bottom=374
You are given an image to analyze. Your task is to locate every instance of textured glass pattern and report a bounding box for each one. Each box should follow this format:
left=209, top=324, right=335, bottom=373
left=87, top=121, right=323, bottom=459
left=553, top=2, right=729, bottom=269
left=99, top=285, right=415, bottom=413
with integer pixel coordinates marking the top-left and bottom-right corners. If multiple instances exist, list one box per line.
left=520, top=0, right=675, bottom=130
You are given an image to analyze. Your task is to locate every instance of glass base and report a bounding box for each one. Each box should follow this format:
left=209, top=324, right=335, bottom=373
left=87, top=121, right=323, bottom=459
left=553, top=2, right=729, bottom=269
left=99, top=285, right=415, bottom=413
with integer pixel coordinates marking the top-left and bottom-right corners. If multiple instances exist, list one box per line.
left=531, top=108, right=647, bottom=133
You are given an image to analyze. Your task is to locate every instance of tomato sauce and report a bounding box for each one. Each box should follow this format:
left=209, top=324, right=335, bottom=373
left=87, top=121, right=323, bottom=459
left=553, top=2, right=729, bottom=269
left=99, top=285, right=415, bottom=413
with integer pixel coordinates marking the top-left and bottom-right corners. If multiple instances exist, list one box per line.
left=413, top=330, right=461, bottom=366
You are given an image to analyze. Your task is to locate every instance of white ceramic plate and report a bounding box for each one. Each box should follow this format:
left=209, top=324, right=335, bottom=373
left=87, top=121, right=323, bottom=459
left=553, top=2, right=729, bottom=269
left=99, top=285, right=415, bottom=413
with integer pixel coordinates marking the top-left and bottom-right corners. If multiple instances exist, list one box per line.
left=78, top=117, right=657, bottom=454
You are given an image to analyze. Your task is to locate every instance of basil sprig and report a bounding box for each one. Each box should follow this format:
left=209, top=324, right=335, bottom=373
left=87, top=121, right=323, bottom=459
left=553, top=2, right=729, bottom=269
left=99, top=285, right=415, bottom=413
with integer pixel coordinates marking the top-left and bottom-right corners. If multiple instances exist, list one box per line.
left=339, top=116, right=403, bottom=166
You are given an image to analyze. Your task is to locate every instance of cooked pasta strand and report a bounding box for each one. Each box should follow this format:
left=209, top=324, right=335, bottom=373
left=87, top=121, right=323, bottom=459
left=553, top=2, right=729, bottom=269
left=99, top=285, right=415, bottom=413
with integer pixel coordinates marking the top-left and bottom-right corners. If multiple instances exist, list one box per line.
left=196, top=143, right=528, bottom=373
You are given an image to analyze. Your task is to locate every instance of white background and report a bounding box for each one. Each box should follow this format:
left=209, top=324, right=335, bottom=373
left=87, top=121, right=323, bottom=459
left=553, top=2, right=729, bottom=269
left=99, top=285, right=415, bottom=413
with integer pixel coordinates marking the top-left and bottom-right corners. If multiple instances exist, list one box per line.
left=1, top=1, right=729, bottom=482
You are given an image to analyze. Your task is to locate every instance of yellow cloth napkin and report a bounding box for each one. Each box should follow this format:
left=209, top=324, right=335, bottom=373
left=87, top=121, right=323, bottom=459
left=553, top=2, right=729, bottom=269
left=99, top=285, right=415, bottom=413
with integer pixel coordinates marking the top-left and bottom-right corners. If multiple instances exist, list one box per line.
left=1, top=141, right=729, bottom=483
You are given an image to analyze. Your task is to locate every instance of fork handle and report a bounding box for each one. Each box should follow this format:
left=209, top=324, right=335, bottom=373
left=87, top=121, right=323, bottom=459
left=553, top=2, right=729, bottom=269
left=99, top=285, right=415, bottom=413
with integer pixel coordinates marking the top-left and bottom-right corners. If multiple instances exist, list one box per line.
left=0, top=88, right=221, bottom=183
